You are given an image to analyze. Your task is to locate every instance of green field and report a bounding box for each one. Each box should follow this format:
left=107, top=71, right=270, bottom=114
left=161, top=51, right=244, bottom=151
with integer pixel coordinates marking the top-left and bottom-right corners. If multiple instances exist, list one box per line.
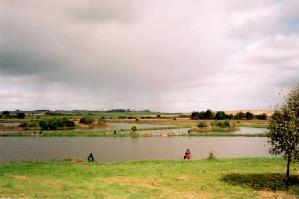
left=0, top=158, right=298, bottom=198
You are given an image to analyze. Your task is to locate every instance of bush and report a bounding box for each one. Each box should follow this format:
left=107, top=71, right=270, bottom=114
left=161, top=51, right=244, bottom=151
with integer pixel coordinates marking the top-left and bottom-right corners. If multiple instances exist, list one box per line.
left=62, top=117, right=75, bottom=127
left=79, top=117, right=95, bottom=125
left=197, top=121, right=207, bottom=128
left=39, top=118, right=75, bottom=130
left=211, top=120, right=230, bottom=128
left=39, top=120, right=49, bottom=130
left=16, top=112, right=26, bottom=119
left=131, top=125, right=138, bottom=132
left=47, top=119, right=59, bottom=130
left=19, top=122, right=28, bottom=128
left=19, top=121, right=38, bottom=128
left=27, top=122, right=38, bottom=128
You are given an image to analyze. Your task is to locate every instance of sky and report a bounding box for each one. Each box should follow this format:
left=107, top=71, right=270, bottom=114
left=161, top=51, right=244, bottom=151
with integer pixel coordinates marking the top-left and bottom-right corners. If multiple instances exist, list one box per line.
left=0, top=0, right=298, bottom=112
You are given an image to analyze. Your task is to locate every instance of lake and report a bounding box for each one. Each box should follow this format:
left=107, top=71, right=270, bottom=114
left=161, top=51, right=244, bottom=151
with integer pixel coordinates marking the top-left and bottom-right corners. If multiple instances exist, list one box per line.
left=0, top=137, right=271, bottom=163
left=135, top=127, right=268, bottom=135
left=235, top=127, right=268, bottom=135
left=0, top=122, right=19, bottom=127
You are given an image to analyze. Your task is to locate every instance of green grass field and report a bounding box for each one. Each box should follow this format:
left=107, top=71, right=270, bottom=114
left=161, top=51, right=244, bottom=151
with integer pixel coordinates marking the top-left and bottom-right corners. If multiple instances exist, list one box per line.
left=0, top=158, right=298, bottom=198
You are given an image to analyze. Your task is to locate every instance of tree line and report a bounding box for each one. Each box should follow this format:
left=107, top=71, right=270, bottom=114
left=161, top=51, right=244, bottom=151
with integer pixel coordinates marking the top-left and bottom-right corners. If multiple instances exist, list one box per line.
left=190, top=110, right=267, bottom=120
left=1, top=111, right=26, bottom=119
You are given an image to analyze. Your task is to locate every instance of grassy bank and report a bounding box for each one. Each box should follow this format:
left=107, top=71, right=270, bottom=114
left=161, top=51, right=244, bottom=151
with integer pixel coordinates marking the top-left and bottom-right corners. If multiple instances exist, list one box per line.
left=0, top=158, right=298, bottom=198
left=0, top=129, right=268, bottom=137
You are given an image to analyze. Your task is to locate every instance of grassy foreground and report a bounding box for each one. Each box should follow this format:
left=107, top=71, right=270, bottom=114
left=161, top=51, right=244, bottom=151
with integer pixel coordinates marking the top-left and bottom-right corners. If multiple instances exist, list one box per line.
left=0, top=158, right=298, bottom=198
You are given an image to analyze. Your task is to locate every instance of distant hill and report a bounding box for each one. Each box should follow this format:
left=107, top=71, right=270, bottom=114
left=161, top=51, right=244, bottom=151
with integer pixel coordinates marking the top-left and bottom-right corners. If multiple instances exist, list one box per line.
left=225, top=109, right=274, bottom=116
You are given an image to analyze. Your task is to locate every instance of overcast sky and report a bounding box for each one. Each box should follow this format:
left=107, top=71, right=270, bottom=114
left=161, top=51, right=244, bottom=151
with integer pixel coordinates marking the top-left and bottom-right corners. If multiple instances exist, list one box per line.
left=0, top=0, right=298, bottom=112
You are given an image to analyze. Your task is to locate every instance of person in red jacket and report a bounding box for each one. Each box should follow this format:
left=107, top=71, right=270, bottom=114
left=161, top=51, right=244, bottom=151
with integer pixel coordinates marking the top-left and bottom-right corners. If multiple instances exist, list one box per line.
left=184, top=149, right=192, bottom=159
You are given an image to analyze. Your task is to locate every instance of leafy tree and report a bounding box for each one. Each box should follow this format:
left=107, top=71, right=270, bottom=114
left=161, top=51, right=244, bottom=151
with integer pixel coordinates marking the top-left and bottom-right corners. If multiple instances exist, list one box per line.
left=190, top=111, right=199, bottom=120
left=225, top=114, right=234, bottom=120
left=16, top=112, right=26, bottom=119
left=2, top=111, right=9, bottom=118
left=55, top=118, right=64, bottom=128
left=204, top=109, right=214, bottom=119
left=47, top=119, right=58, bottom=130
left=39, top=120, right=49, bottom=130
left=245, top=112, right=254, bottom=120
left=256, top=113, right=267, bottom=120
left=191, top=110, right=214, bottom=120
left=234, top=112, right=245, bottom=119
left=215, top=111, right=226, bottom=120
left=198, top=111, right=206, bottom=119
left=268, top=85, right=299, bottom=183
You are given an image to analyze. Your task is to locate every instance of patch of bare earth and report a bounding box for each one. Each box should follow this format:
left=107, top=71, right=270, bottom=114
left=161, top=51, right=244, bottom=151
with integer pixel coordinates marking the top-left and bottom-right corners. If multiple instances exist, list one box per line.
left=257, top=190, right=296, bottom=199
left=12, top=175, right=29, bottom=180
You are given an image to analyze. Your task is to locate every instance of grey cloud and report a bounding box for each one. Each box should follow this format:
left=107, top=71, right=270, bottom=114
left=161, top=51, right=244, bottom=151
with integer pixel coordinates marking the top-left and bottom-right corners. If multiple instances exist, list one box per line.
left=0, top=0, right=298, bottom=111
left=68, top=0, right=143, bottom=24
left=226, top=0, right=299, bottom=40
left=246, top=35, right=299, bottom=70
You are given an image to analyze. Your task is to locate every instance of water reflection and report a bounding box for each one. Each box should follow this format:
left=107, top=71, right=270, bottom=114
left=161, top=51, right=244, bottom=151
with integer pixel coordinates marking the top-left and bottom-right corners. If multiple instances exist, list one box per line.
left=0, top=137, right=271, bottom=163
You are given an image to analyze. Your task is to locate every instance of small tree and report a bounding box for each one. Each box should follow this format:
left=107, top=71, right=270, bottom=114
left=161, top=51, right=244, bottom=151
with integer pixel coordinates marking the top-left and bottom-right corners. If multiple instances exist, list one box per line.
left=268, top=84, right=299, bottom=183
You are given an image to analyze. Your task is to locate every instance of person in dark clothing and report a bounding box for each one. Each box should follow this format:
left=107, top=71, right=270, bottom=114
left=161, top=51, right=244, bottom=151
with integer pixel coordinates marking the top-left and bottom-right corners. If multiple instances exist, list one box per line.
left=184, top=149, right=192, bottom=159
left=88, top=153, right=94, bottom=162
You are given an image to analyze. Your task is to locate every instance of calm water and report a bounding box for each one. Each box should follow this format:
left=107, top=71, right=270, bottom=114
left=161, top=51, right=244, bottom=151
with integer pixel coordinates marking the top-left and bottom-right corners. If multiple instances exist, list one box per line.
left=0, top=122, right=19, bottom=127
left=136, top=127, right=268, bottom=135
left=0, top=137, right=271, bottom=163
left=235, top=127, right=268, bottom=135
